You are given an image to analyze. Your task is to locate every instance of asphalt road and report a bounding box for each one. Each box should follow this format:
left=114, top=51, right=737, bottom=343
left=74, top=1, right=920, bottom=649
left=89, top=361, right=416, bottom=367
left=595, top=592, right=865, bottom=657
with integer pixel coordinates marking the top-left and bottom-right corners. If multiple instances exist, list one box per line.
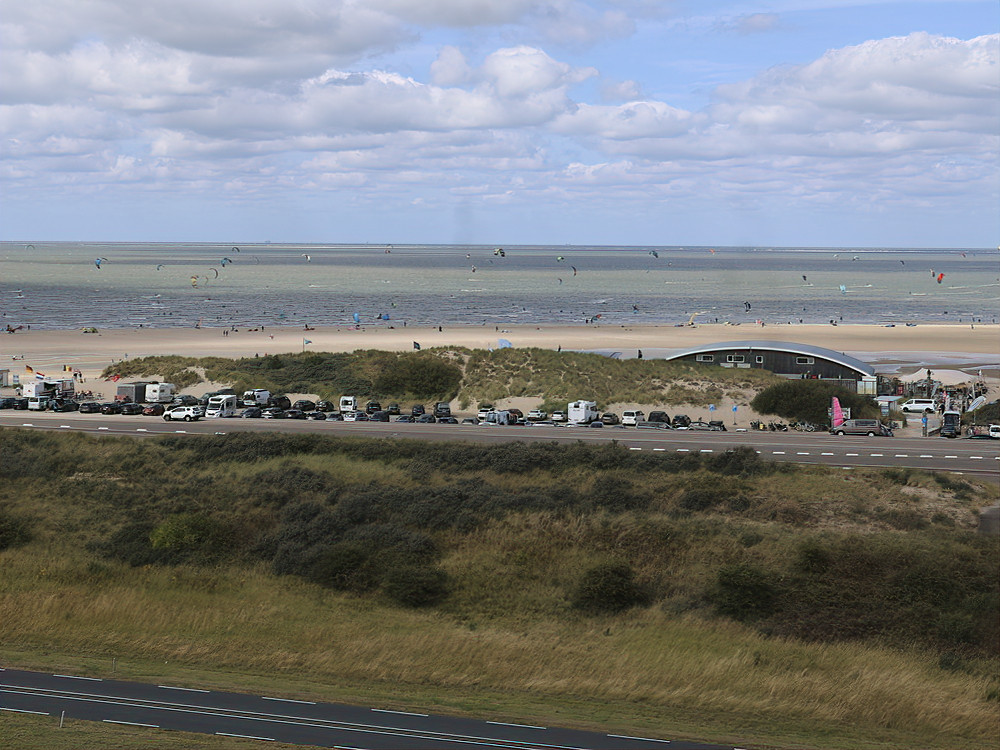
left=0, top=668, right=729, bottom=749
left=2, top=410, right=997, bottom=475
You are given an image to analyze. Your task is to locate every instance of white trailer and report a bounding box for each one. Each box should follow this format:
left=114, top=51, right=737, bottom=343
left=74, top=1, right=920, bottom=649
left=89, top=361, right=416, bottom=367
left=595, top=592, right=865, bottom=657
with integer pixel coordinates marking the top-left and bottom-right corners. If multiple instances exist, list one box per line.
left=206, top=394, right=238, bottom=418
left=241, top=389, right=271, bottom=407
left=568, top=400, right=599, bottom=424
left=339, top=395, right=357, bottom=413
left=145, top=382, right=176, bottom=403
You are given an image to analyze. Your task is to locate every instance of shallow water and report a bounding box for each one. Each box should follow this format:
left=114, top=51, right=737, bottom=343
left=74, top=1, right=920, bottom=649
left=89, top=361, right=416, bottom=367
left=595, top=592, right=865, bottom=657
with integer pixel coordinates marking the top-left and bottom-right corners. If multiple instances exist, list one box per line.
left=1, top=242, right=997, bottom=330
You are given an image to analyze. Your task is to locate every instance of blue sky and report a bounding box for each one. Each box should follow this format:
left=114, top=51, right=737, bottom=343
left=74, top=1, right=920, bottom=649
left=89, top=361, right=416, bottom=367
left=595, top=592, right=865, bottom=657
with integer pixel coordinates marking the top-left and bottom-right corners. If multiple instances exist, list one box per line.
left=1, top=1, right=996, bottom=247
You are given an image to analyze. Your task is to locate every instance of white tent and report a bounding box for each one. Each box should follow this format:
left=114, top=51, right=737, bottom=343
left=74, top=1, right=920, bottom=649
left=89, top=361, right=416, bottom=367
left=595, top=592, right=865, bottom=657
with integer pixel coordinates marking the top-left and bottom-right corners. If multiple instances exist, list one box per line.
left=897, top=368, right=974, bottom=385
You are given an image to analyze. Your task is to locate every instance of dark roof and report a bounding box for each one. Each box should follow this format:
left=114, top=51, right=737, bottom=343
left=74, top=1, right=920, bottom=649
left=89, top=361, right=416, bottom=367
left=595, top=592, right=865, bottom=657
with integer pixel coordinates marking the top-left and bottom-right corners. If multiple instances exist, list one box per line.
left=665, top=340, right=875, bottom=376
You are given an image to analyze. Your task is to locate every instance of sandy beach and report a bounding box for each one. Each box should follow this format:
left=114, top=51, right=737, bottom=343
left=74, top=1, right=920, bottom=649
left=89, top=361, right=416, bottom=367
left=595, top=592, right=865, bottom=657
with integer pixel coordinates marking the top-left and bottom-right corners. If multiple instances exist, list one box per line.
left=2, top=323, right=998, bottom=382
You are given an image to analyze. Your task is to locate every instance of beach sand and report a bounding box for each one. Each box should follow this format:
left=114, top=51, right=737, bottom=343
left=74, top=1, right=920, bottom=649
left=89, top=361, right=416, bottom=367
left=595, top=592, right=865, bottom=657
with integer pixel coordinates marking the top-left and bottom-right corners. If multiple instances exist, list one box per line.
left=2, top=323, right=998, bottom=382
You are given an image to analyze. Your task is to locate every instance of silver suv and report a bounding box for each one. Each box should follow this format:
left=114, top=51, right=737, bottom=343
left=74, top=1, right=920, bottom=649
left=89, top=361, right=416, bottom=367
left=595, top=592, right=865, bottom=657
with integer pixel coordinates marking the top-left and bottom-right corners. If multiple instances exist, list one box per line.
left=163, top=405, right=205, bottom=422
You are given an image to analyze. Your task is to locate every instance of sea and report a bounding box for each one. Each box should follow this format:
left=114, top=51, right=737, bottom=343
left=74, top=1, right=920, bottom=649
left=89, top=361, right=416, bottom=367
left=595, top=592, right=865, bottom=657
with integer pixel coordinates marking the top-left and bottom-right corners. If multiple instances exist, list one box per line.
left=1, top=242, right=997, bottom=331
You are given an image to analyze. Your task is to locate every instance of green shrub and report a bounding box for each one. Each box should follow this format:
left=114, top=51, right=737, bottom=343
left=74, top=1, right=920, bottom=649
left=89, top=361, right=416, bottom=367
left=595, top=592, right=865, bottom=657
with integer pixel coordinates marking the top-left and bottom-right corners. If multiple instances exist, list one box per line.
left=713, top=563, right=781, bottom=621
left=0, top=509, right=33, bottom=550
left=309, top=542, right=380, bottom=592
left=382, top=564, right=451, bottom=607
left=150, top=513, right=233, bottom=562
left=707, top=447, right=774, bottom=477
left=751, top=380, right=876, bottom=424
left=572, top=562, right=651, bottom=614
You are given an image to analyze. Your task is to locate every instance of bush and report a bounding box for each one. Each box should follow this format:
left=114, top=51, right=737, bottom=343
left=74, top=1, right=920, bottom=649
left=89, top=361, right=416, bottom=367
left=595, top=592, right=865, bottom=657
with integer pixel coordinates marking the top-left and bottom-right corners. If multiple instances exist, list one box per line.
left=150, top=513, right=233, bottom=562
left=751, top=380, right=876, bottom=424
left=572, top=562, right=651, bottom=614
left=708, top=447, right=774, bottom=477
left=713, top=563, right=781, bottom=621
left=382, top=564, right=451, bottom=607
left=0, top=509, right=33, bottom=550
left=309, top=542, right=380, bottom=592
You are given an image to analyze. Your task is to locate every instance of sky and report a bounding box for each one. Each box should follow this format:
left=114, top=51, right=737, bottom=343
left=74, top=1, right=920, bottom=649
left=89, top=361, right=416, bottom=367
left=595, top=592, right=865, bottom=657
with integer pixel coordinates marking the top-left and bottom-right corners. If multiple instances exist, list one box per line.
left=1, top=1, right=997, bottom=247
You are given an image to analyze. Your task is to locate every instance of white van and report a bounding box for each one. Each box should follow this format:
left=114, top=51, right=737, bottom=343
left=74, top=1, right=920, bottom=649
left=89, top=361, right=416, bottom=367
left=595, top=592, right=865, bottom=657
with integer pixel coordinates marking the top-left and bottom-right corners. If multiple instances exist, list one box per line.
left=621, top=409, right=645, bottom=426
left=900, top=398, right=936, bottom=413
left=27, top=396, right=51, bottom=411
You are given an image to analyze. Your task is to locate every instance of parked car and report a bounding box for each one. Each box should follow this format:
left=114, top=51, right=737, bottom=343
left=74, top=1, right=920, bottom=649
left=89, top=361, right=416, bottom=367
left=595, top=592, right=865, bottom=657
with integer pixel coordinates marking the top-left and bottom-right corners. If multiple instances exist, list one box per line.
left=672, top=414, right=692, bottom=428
left=142, top=403, right=165, bottom=416
left=306, top=411, right=327, bottom=420
left=437, top=416, right=459, bottom=424
left=647, top=411, right=671, bottom=423
left=528, top=419, right=556, bottom=427
left=0, top=397, right=16, bottom=409
left=601, top=412, right=620, bottom=425
left=900, top=398, right=936, bottom=413
left=395, top=415, right=415, bottom=423
left=325, top=412, right=343, bottom=421
left=588, top=420, right=604, bottom=428
left=433, top=402, right=452, bottom=418
left=416, top=414, right=437, bottom=423
left=460, top=417, right=479, bottom=425
left=688, top=420, right=725, bottom=431
left=831, top=419, right=893, bottom=437
left=386, top=403, right=401, bottom=415
left=171, top=395, right=200, bottom=406
left=78, top=402, right=101, bottom=413
left=292, top=400, right=316, bottom=412
left=527, top=409, right=548, bottom=421
left=163, top=405, right=204, bottom=421
left=411, top=404, right=426, bottom=417
left=267, top=395, right=292, bottom=410
left=315, top=400, right=336, bottom=412
left=550, top=410, right=567, bottom=422
left=100, top=402, right=123, bottom=415
left=120, top=402, right=145, bottom=415
left=368, top=411, right=390, bottom=422
left=636, top=421, right=670, bottom=430
left=261, top=407, right=286, bottom=419
left=241, top=407, right=263, bottom=418
left=621, top=410, right=645, bottom=426
left=11, top=398, right=29, bottom=410
left=365, top=401, right=382, bottom=414
left=282, top=409, right=306, bottom=420
left=477, top=404, right=493, bottom=420
left=49, top=399, right=80, bottom=412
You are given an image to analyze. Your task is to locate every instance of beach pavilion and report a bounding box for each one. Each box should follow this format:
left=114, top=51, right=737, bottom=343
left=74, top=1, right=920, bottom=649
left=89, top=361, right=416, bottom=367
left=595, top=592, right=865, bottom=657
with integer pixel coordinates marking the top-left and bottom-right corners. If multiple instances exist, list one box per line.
left=663, top=340, right=878, bottom=394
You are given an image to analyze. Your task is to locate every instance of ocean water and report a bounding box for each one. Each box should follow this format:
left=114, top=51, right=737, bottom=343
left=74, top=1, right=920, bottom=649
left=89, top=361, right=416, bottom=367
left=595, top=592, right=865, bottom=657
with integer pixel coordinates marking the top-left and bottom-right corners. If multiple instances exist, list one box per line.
left=1, top=242, right=997, bottom=330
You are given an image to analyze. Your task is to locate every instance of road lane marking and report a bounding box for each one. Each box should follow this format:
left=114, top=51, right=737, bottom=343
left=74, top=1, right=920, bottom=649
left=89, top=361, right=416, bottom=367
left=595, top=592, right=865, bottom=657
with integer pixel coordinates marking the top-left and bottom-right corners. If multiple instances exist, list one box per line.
left=263, top=696, right=315, bottom=705
left=60, top=425, right=71, bottom=428
left=54, top=674, right=102, bottom=681
left=174, top=430, right=187, bottom=434
left=217, top=732, right=274, bottom=741
left=104, top=719, right=159, bottom=728
left=945, top=455, right=958, bottom=459
left=608, top=735, right=670, bottom=744
left=676, top=448, right=690, bottom=452
left=700, top=449, right=713, bottom=453
left=372, top=708, right=427, bottom=717
left=136, top=428, right=147, bottom=432
left=628, top=447, right=641, bottom=451
left=870, top=453, right=883, bottom=457
left=772, top=451, right=785, bottom=455
left=920, top=455, right=933, bottom=458
left=894, top=454, right=908, bottom=457
left=98, top=427, right=109, bottom=430
left=653, top=448, right=665, bottom=451
left=487, top=720, right=546, bottom=729
left=821, top=452, right=834, bottom=455
left=21, top=423, right=34, bottom=427
left=970, top=456, right=984, bottom=460
left=846, top=452, right=859, bottom=456
left=796, top=452, right=810, bottom=455
left=1, top=707, right=48, bottom=715
left=158, top=685, right=210, bottom=693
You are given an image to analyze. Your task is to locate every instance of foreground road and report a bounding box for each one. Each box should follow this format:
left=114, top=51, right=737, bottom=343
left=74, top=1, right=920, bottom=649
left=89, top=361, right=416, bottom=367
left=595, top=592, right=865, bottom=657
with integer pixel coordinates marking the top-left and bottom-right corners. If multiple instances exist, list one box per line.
left=0, top=668, right=728, bottom=749
left=2, top=411, right=997, bottom=476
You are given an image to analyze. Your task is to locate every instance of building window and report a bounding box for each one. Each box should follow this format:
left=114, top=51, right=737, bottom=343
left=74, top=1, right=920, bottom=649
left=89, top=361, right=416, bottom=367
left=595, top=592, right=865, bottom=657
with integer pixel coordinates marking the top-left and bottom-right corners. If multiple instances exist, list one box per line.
left=755, top=356, right=764, bottom=364
left=726, top=354, right=745, bottom=363
left=796, top=356, right=815, bottom=365
left=696, top=354, right=714, bottom=362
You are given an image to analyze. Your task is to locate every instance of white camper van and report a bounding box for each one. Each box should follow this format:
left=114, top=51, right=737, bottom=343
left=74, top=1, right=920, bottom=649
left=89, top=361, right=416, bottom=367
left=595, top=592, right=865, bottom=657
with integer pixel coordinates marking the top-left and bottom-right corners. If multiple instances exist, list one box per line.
left=339, top=396, right=358, bottom=413
left=568, top=400, right=599, bottom=424
left=206, top=394, right=238, bottom=418
left=241, top=389, right=270, bottom=407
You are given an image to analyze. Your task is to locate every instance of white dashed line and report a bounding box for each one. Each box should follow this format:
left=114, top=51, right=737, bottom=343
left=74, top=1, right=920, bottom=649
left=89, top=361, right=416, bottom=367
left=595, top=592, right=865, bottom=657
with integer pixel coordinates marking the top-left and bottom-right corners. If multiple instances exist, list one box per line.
left=217, top=733, right=274, bottom=741
left=372, top=708, right=428, bottom=717
left=60, top=424, right=71, bottom=428
left=21, top=423, right=34, bottom=427
left=970, top=456, right=984, bottom=460
left=487, top=721, right=546, bottom=730
left=821, top=452, right=834, bottom=456
left=158, top=685, right=210, bottom=693
left=104, top=719, right=159, bottom=728
left=796, top=452, right=810, bottom=455
left=98, top=427, right=109, bottom=430
left=676, top=448, right=690, bottom=452
left=920, top=455, right=933, bottom=458
left=870, top=453, right=884, bottom=457
left=772, top=451, right=786, bottom=455
left=945, top=455, right=958, bottom=459
left=608, top=734, right=671, bottom=743
left=263, top=696, right=316, bottom=705
left=894, top=454, right=908, bottom=458
left=174, top=430, right=187, bottom=434
left=54, top=674, right=101, bottom=681
left=653, top=448, right=666, bottom=451
left=136, top=428, right=147, bottom=432
left=700, top=449, right=713, bottom=453
left=629, top=447, right=642, bottom=451
left=846, top=452, right=858, bottom=456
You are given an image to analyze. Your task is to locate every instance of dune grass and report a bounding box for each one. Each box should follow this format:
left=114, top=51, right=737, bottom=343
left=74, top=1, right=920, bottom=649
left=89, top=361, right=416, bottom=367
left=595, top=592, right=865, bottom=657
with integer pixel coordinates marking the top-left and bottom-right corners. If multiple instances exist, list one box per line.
left=1, top=429, right=998, bottom=749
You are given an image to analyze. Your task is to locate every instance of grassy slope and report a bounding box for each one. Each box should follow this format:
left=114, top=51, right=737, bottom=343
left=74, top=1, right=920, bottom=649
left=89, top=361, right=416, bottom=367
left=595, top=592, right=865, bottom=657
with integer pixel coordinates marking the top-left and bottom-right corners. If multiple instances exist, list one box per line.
left=1, top=431, right=997, bottom=750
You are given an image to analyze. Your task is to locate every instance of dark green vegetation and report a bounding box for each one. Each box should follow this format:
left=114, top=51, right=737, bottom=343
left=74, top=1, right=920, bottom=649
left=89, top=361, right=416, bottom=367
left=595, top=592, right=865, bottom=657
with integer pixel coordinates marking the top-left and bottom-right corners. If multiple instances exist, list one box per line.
left=2, top=428, right=998, bottom=749
left=102, top=347, right=781, bottom=410
left=750, top=379, right=879, bottom=424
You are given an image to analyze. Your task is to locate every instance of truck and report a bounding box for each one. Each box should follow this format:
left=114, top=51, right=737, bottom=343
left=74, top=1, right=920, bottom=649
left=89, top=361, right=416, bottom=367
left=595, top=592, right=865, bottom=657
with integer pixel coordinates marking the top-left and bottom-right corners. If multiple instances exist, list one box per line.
left=25, top=378, right=75, bottom=399
left=205, top=394, right=238, bottom=418
left=940, top=410, right=962, bottom=438
left=241, top=389, right=270, bottom=407
left=145, top=382, right=176, bottom=403
left=568, top=400, right=599, bottom=424
left=339, top=396, right=357, bottom=413
left=116, top=381, right=151, bottom=403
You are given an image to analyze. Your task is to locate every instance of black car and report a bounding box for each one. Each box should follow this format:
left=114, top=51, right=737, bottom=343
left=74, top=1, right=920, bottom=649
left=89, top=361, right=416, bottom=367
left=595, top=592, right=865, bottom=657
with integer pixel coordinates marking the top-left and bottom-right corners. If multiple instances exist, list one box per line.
left=0, top=397, right=15, bottom=409
left=315, top=400, right=336, bottom=412
left=688, top=420, right=725, bottom=431
left=365, top=401, right=382, bottom=414
left=306, top=411, right=327, bottom=420
left=672, top=414, right=691, bottom=428
left=647, top=411, right=671, bottom=423
left=49, top=399, right=80, bottom=412
left=395, top=415, right=415, bottom=423
left=267, top=395, right=292, bottom=410
left=78, top=401, right=101, bottom=413
left=241, top=407, right=263, bottom=418
left=386, top=403, right=401, bottom=415
left=171, top=395, right=200, bottom=406
left=261, top=407, right=286, bottom=419
left=292, top=400, right=316, bottom=412
left=416, top=414, right=436, bottom=423
left=100, top=402, right=123, bottom=414
left=411, top=404, right=425, bottom=416
left=368, top=410, right=390, bottom=422
left=437, top=416, right=459, bottom=424
left=120, top=402, right=144, bottom=415
left=11, top=398, right=29, bottom=410
left=283, top=409, right=307, bottom=420
left=325, top=412, right=343, bottom=421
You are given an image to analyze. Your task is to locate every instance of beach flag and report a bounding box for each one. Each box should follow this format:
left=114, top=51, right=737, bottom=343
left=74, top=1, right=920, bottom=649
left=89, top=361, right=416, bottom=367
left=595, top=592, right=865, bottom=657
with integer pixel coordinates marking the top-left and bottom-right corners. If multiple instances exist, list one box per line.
left=412, top=342, right=421, bottom=350
left=64, top=365, right=72, bottom=372
left=498, top=339, right=512, bottom=348
left=35, top=372, right=46, bottom=380
left=303, top=338, right=312, bottom=345
left=25, top=365, right=33, bottom=374
left=111, top=374, right=121, bottom=382
left=831, top=397, right=845, bottom=427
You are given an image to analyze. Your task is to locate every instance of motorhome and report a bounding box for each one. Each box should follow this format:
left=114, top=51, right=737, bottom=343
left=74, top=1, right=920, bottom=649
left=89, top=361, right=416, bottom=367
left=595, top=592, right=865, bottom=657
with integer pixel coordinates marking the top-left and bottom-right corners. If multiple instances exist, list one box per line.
left=568, top=400, right=599, bottom=424
left=145, top=382, right=176, bottom=403
left=340, top=396, right=358, bottom=413
left=206, top=394, right=238, bottom=418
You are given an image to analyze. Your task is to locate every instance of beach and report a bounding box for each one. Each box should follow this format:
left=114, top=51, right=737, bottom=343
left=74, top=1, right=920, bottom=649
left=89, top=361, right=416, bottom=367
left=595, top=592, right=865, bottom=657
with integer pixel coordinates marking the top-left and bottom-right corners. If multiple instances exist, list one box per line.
left=3, top=322, right=998, bottom=383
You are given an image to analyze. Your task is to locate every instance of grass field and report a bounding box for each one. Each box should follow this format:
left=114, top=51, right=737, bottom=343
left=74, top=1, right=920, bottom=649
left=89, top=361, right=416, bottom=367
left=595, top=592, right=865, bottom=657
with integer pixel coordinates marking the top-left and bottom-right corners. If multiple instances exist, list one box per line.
left=1, top=429, right=997, bottom=749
